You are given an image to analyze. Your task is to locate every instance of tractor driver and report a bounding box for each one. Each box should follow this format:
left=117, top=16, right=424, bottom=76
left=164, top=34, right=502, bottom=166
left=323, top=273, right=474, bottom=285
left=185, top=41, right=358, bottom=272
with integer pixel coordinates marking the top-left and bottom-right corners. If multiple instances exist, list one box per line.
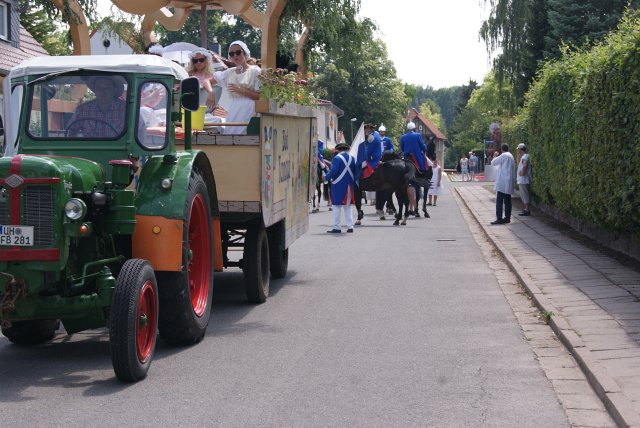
left=68, top=76, right=126, bottom=138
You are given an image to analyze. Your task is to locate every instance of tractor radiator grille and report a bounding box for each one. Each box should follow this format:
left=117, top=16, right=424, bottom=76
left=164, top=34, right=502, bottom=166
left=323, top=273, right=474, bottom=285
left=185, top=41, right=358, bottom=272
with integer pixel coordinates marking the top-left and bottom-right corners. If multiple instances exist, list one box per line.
left=23, top=186, right=55, bottom=246
left=0, top=200, right=6, bottom=224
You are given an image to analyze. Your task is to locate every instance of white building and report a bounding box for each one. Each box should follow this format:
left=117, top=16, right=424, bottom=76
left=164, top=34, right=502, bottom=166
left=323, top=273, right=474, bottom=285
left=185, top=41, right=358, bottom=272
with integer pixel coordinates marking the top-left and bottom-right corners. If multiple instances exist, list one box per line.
left=90, top=28, right=134, bottom=55
left=317, top=99, right=343, bottom=149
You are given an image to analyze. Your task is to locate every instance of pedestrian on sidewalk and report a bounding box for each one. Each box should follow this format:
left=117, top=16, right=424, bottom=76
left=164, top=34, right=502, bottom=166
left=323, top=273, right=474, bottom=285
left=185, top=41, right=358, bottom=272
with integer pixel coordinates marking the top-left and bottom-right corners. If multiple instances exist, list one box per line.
left=516, top=143, right=532, bottom=216
left=490, top=143, right=515, bottom=225
left=469, top=151, right=478, bottom=181
left=460, top=154, right=470, bottom=182
left=325, top=142, right=356, bottom=233
left=427, top=158, right=442, bottom=206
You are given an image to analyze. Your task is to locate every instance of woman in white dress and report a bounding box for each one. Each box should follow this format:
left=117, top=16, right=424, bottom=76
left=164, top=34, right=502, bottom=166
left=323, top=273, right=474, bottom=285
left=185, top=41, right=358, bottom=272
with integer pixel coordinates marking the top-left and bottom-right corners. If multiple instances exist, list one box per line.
left=212, top=40, right=261, bottom=135
left=427, top=158, right=443, bottom=206
left=185, top=48, right=216, bottom=112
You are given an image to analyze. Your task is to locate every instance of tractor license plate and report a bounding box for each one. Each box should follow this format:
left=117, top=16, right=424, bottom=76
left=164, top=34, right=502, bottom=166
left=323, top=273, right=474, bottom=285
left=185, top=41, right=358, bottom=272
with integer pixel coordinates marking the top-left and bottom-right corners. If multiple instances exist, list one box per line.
left=0, top=225, right=34, bottom=246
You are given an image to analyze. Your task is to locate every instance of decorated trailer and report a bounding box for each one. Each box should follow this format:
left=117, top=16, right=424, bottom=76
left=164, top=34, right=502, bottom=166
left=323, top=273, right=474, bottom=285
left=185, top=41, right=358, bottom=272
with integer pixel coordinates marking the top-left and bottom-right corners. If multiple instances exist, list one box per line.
left=0, top=55, right=316, bottom=381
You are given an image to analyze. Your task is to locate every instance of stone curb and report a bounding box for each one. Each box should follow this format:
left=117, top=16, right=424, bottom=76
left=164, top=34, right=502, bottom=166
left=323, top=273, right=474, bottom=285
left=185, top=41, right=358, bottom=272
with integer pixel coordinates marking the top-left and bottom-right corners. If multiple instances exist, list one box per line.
left=454, top=187, right=640, bottom=428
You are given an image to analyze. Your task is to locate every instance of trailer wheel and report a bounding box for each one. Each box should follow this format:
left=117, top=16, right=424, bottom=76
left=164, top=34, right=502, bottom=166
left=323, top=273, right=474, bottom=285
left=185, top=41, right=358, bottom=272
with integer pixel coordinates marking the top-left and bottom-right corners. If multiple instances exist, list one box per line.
left=268, top=225, right=288, bottom=279
left=244, top=222, right=270, bottom=303
left=110, top=259, right=158, bottom=382
left=1, top=319, right=58, bottom=345
left=157, top=170, right=213, bottom=345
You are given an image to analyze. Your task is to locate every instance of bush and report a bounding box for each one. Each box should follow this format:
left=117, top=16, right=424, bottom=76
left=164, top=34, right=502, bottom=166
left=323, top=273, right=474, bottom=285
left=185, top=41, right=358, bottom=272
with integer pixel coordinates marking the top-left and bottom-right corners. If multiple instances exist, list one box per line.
left=503, top=10, right=640, bottom=238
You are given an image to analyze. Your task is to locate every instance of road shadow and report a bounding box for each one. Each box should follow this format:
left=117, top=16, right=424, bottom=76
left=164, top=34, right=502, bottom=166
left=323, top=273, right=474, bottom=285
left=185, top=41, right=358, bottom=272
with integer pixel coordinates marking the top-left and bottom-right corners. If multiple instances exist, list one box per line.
left=0, top=268, right=302, bottom=396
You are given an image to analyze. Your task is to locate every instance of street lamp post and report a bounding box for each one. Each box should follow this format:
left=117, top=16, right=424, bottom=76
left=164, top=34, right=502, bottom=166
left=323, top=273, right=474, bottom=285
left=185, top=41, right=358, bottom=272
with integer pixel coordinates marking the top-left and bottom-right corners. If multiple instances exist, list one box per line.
left=350, top=117, right=357, bottom=143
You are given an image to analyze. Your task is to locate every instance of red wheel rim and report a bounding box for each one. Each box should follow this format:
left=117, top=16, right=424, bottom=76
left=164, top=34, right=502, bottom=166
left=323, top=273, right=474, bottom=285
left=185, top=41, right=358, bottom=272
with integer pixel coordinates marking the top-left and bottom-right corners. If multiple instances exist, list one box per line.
left=137, top=280, right=157, bottom=363
left=188, top=193, right=212, bottom=317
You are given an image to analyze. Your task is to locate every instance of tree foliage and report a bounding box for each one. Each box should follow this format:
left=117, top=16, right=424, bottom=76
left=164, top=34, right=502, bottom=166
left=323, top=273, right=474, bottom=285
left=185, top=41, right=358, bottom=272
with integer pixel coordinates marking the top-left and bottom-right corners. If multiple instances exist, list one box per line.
left=20, top=6, right=71, bottom=55
left=480, top=0, right=637, bottom=105
left=418, top=100, right=445, bottom=134
left=310, top=18, right=408, bottom=142
left=503, top=10, right=640, bottom=236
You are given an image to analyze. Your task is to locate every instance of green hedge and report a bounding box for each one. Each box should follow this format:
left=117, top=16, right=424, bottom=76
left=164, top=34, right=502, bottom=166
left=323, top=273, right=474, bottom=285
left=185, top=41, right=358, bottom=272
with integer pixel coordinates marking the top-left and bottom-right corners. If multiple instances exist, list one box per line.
left=503, top=11, right=640, bottom=237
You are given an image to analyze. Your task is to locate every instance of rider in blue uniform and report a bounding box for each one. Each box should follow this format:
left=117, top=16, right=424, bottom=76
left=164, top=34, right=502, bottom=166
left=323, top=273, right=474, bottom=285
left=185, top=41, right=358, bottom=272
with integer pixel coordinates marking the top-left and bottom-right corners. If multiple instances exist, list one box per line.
left=379, top=124, right=394, bottom=154
left=358, top=123, right=382, bottom=180
left=399, top=121, right=427, bottom=173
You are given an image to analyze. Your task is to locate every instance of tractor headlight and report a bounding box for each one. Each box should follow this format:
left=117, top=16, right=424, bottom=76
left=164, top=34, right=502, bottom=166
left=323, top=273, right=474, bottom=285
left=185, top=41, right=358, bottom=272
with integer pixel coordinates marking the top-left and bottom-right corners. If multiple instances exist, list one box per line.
left=64, top=198, right=87, bottom=221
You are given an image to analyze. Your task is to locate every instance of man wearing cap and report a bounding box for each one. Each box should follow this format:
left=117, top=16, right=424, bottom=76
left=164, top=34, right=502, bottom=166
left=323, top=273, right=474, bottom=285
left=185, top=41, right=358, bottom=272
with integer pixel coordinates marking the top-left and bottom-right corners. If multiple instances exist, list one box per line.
left=399, top=122, right=427, bottom=173
left=358, top=123, right=382, bottom=180
left=516, top=143, right=532, bottom=216
left=490, top=143, right=515, bottom=225
left=325, top=142, right=356, bottom=233
left=68, top=76, right=126, bottom=138
left=379, top=124, right=394, bottom=156
left=377, top=124, right=396, bottom=214
left=469, top=151, right=478, bottom=181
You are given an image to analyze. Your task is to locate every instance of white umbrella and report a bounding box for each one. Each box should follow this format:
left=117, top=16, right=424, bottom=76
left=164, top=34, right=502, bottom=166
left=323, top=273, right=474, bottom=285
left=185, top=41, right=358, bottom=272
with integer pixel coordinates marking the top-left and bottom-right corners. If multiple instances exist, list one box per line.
left=161, top=42, right=200, bottom=66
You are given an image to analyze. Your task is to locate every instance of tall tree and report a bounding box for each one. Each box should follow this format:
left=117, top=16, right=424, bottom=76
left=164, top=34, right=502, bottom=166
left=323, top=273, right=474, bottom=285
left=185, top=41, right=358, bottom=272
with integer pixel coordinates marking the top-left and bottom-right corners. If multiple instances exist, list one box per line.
left=544, top=0, right=637, bottom=59
left=310, top=18, right=408, bottom=140
left=418, top=99, right=446, bottom=134
left=20, top=6, right=71, bottom=55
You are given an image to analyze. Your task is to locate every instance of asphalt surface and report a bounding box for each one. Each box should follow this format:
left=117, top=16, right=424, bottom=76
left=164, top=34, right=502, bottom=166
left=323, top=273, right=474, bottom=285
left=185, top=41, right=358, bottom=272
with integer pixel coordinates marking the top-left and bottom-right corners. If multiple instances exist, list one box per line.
left=454, top=174, right=640, bottom=427
left=0, top=179, right=575, bottom=427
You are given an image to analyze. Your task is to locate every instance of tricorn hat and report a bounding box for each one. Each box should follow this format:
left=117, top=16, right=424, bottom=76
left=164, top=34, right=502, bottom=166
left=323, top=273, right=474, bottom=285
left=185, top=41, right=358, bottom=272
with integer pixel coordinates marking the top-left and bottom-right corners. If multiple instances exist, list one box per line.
left=335, top=142, right=350, bottom=151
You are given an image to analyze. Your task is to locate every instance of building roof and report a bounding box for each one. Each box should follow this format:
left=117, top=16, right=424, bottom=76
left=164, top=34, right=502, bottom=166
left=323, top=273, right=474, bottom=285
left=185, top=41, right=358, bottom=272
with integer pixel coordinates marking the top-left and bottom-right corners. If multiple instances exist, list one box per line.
left=407, top=108, right=447, bottom=140
left=318, top=99, right=344, bottom=116
left=0, top=25, right=49, bottom=75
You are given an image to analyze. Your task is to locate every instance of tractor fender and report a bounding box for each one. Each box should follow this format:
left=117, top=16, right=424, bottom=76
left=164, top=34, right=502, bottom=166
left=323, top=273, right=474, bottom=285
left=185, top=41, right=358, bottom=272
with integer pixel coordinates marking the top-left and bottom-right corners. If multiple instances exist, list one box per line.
left=132, top=151, right=221, bottom=272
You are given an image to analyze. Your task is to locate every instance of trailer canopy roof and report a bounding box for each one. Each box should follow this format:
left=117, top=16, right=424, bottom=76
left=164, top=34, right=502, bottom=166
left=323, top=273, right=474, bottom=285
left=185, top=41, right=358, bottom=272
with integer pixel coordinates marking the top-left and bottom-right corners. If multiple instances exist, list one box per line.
left=9, top=55, right=189, bottom=80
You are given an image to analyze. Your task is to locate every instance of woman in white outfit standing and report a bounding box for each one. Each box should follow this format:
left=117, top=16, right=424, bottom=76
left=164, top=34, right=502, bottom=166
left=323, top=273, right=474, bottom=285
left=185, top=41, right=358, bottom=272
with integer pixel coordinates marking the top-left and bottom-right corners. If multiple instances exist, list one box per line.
left=212, top=40, right=261, bottom=135
left=427, top=158, right=443, bottom=206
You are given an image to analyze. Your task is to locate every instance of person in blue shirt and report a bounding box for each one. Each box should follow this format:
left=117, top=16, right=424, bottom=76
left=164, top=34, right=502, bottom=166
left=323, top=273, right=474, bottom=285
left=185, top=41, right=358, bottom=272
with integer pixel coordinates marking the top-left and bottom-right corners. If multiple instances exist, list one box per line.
left=359, top=123, right=383, bottom=180
left=379, top=124, right=394, bottom=155
left=399, top=121, right=427, bottom=173
left=325, top=142, right=356, bottom=233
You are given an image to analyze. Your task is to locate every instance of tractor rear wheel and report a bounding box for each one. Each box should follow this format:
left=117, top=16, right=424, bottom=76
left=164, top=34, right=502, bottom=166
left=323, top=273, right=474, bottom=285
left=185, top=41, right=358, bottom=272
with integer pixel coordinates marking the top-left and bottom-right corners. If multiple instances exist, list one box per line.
left=244, top=221, right=270, bottom=303
left=267, top=223, right=288, bottom=279
left=110, top=259, right=158, bottom=382
left=157, top=170, right=213, bottom=345
left=2, top=319, right=58, bottom=345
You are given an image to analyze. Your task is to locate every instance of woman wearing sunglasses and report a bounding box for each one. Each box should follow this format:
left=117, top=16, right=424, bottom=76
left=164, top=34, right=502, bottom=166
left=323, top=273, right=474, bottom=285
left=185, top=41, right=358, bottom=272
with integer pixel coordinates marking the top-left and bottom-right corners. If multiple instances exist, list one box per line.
left=186, top=47, right=216, bottom=111
left=212, top=40, right=261, bottom=135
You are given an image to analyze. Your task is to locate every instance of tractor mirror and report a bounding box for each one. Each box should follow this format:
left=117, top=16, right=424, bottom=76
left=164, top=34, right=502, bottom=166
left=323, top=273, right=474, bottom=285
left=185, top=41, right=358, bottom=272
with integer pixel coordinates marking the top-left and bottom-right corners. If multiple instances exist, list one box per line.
left=180, top=77, right=200, bottom=112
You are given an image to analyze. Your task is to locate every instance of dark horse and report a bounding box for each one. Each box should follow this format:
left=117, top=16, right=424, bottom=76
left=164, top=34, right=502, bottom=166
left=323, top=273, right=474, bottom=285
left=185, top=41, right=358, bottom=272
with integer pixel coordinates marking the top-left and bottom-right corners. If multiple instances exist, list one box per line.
left=312, top=160, right=332, bottom=212
left=354, top=158, right=430, bottom=226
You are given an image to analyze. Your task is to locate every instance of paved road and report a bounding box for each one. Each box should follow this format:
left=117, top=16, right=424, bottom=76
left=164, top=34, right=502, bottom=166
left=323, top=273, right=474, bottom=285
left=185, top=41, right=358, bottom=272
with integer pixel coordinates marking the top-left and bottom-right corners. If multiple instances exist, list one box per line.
left=0, top=186, right=576, bottom=427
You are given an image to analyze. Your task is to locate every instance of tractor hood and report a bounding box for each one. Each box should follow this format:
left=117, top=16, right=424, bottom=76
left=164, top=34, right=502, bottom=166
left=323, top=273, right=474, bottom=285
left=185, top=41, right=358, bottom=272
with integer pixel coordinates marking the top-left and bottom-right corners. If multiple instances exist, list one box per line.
left=0, top=155, right=105, bottom=192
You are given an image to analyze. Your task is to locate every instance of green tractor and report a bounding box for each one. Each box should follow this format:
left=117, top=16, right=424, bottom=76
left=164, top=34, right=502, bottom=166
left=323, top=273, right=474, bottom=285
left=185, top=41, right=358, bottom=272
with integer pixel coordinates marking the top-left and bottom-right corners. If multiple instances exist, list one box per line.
left=0, top=55, right=220, bottom=381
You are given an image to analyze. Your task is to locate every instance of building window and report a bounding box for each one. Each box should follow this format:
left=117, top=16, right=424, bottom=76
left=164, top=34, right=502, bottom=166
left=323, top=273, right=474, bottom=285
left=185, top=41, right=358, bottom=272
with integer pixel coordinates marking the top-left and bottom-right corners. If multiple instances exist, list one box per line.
left=0, top=2, right=8, bottom=40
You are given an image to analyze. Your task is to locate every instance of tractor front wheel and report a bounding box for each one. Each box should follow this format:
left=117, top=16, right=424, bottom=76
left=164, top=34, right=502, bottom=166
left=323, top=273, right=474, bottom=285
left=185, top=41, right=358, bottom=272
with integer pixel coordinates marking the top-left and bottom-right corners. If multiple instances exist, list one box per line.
left=157, top=170, right=213, bottom=345
left=110, top=259, right=158, bottom=382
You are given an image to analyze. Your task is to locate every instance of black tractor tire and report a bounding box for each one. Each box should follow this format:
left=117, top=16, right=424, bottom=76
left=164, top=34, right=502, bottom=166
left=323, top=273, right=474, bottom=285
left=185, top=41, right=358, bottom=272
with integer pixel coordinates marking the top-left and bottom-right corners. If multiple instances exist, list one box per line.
left=110, top=259, right=158, bottom=382
left=267, top=224, right=288, bottom=279
left=2, top=319, right=58, bottom=345
left=157, top=170, right=214, bottom=346
left=244, top=221, right=270, bottom=303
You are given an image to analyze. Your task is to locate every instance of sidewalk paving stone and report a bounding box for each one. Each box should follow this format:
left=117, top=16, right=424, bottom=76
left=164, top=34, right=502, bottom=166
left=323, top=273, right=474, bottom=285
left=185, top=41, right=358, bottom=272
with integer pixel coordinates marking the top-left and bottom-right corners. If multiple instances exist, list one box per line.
left=454, top=185, right=640, bottom=427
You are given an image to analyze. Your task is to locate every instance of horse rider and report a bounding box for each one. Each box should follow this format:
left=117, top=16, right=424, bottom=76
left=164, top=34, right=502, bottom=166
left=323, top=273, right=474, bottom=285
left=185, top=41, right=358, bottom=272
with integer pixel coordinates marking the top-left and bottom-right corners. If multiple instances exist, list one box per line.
left=377, top=123, right=397, bottom=215
left=400, top=122, right=427, bottom=174
left=358, top=123, right=383, bottom=181
left=325, top=142, right=357, bottom=233
left=379, top=124, right=395, bottom=159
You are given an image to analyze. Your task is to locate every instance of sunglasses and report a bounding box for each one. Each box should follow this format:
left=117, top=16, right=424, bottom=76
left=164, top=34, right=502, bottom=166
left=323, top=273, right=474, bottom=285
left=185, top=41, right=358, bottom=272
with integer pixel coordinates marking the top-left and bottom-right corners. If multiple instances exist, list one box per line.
left=192, top=57, right=206, bottom=64
left=228, top=49, right=244, bottom=57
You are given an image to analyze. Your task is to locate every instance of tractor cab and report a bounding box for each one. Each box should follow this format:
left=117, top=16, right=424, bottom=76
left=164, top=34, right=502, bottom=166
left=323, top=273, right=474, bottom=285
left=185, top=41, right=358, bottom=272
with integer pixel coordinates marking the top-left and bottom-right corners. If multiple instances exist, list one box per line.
left=2, top=55, right=194, bottom=181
